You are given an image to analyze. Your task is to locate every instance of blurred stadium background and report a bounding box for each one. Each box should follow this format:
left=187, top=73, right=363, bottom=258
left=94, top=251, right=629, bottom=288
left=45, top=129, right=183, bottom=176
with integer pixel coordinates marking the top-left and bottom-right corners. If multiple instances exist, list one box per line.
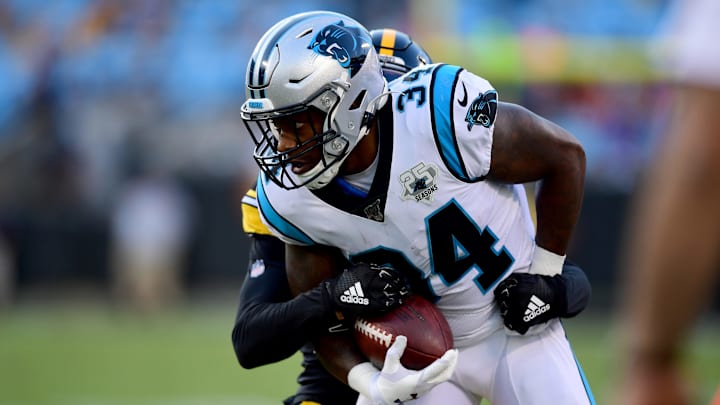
left=0, top=0, right=717, bottom=404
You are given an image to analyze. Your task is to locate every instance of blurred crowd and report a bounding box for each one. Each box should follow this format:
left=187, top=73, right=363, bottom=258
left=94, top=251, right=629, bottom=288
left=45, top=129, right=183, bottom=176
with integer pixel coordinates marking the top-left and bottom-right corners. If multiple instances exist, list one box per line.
left=0, top=0, right=671, bottom=309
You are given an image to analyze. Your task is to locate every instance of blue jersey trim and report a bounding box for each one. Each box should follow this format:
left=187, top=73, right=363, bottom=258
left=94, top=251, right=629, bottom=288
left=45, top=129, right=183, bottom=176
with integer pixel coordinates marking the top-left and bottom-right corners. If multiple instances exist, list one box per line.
left=573, top=352, right=597, bottom=405
left=255, top=174, right=315, bottom=245
left=333, top=178, right=369, bottom=199
left=431, top=64, right=470, bottom=181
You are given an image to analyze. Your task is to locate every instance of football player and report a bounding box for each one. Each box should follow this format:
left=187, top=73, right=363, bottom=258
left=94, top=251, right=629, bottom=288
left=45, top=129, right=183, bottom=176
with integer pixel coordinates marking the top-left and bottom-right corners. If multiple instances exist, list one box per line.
left=241, top=12, right=594, bottom=405
left=232, top=29, right=427, bottom=405
left=234, top=26, right=592, bottom=404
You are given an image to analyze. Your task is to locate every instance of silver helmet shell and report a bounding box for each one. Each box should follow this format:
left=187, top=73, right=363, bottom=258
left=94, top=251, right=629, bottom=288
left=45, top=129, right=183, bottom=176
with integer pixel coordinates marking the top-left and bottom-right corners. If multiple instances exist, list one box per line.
left=241, top=11, right=387, bottom=190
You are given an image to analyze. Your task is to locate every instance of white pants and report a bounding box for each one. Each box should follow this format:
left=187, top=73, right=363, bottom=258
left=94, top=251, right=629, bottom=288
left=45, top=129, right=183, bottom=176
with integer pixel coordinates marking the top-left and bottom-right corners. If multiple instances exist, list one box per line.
left=357, top=320, right=595, bottom=405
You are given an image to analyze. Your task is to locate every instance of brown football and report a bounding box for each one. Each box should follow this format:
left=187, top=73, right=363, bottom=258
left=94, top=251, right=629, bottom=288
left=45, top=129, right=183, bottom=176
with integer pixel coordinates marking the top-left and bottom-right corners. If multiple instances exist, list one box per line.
left=353, top=294, right=454, bottom=370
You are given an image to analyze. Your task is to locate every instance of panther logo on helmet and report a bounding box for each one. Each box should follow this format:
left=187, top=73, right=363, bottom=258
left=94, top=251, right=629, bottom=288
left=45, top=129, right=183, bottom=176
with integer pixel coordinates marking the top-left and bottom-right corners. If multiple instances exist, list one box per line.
left=308, top=21, right=371, bottom=76
left=465, top=90, right=498, bottom=131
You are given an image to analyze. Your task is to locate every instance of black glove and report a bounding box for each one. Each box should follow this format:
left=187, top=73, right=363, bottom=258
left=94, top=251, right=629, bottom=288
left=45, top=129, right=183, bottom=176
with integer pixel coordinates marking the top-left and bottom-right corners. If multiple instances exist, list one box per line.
left=323, top=262, right=410, bottom=317
left=493, top=273, right=567, bottom=335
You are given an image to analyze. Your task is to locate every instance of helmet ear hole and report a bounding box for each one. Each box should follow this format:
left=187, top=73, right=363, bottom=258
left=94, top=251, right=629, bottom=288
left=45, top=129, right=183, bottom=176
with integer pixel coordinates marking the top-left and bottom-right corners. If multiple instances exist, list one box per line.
left=349, top=90, right=367, bottom=111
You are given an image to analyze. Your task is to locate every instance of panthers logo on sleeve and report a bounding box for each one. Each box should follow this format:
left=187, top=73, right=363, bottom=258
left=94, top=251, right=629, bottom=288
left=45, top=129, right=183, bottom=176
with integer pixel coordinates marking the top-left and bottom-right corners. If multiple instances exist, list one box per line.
left=465, top=90, right=498, bottom=130
left=308, top=20, right=371, bottom=76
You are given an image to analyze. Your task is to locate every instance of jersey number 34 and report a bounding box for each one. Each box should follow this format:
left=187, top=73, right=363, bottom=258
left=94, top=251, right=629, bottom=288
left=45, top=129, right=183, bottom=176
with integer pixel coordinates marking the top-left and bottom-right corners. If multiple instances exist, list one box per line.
left=352, top=199, right=514, bottom=297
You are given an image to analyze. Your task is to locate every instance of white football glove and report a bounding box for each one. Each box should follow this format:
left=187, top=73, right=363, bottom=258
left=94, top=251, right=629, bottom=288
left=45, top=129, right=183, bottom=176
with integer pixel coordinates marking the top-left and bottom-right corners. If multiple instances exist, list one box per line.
left=348, top=335, right=458, bottom=405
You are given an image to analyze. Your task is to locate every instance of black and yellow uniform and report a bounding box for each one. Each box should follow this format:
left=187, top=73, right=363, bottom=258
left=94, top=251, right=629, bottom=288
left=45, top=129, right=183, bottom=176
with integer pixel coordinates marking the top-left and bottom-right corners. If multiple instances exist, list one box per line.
left=232, top=188, right=358, bottom=405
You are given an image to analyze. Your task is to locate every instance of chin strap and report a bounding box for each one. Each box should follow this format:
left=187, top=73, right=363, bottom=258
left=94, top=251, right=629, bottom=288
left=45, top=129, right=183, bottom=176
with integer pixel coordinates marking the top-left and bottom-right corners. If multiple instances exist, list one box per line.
left=359, top=89, right=394, bottom=137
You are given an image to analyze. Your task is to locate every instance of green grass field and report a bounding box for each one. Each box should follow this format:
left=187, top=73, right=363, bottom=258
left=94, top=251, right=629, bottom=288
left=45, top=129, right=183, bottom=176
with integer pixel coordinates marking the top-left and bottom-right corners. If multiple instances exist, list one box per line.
left=1, top=299, right=718, bottom=405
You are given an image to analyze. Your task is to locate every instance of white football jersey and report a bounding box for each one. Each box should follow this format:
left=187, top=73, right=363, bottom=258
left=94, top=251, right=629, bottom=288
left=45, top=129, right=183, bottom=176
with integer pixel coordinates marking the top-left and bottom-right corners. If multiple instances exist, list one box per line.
left=256, top=64, right=537, bottom=345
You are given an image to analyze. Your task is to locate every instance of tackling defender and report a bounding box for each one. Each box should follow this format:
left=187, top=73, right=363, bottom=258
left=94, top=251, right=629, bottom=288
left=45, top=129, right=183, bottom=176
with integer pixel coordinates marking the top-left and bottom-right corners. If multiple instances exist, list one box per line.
left=241, top=11, right=594, bottom=405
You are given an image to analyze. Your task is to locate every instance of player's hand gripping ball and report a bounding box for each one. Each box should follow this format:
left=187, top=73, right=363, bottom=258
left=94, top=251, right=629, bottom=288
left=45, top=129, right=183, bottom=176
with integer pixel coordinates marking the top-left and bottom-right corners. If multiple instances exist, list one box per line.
left=353, top=294, right=453, bottom=370
left=324, top=262, right=410, bottom=317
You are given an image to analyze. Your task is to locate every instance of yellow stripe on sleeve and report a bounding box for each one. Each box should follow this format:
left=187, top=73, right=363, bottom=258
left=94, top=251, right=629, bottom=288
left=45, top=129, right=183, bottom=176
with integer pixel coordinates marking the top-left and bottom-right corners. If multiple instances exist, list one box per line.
left=241, top=189, right=273, bottom=236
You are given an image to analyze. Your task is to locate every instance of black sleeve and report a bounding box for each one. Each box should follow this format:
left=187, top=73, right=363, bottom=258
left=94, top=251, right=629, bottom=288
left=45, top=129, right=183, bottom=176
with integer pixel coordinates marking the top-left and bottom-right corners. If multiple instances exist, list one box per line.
left=231, top=235, right=334, bottom=369
left=558, top=260, right=592, bottom=318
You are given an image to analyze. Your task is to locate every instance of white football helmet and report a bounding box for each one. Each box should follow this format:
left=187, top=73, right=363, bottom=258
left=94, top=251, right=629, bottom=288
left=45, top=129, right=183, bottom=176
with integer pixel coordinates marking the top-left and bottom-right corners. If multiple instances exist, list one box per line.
left=241, top=11, right=387, bottom=190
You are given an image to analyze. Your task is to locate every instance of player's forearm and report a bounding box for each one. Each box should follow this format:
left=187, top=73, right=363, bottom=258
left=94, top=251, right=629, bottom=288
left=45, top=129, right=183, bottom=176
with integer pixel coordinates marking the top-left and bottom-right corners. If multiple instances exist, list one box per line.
left=534, top=140, right=585, bottom=255
left=490, top=103, right=585, bottom=255
left=285, top=244, right=368, bottom=385
left=232, top=287, right=329, bottom=368
left=313, top=332, right=368, bottom=384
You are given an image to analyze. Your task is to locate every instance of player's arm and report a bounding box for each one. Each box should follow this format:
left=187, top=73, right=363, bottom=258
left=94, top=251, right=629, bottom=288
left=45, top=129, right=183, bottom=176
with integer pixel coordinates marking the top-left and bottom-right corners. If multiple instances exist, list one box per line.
left=232, top=235, right=410, bottom=369
left=232, top=234, right=334, bottom=369
left=285, top=243, right=457, bottom=405
left=284, top=243, right=365, bottom=380
left=489, top=101, right=586, bottom=270
left=233, top=189, right=342, bottom=369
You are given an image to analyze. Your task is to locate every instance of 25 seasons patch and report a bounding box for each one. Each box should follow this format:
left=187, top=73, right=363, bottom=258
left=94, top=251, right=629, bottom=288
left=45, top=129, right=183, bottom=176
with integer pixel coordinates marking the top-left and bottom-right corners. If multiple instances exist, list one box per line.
left=399, top=162, right=439, bottom=204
